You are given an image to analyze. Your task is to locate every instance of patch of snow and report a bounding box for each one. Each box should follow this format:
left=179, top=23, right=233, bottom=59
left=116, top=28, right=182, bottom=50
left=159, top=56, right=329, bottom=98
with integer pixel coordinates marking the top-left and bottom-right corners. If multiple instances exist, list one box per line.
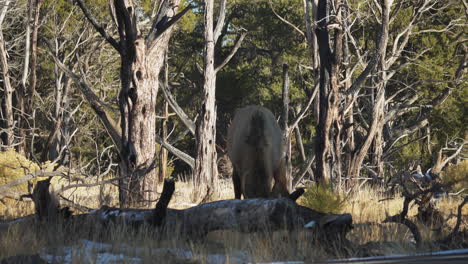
left=95, top=253, right=142, bottom=263
left=39, top=239, right=250, bottom=264
left=106, top=210, right=120, bottom=216
left=41, top=253, right=72, bottom=264
left=79, top=239, right=112, bottom=252
left=41, top=251, right=142, bottom=264
left=304, top=221, right=317, bottom=229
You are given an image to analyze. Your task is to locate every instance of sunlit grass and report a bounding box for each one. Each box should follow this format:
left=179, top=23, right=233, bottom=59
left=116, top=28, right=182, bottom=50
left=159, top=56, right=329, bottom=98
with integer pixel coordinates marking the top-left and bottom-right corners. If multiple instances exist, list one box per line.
left=0, top=177, right=466, bottom=262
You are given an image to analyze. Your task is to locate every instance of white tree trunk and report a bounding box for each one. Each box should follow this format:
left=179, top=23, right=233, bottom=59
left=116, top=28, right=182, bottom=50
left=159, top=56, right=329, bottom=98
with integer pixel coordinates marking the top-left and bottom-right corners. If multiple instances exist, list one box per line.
left=194, top=0, right=218, bottom=202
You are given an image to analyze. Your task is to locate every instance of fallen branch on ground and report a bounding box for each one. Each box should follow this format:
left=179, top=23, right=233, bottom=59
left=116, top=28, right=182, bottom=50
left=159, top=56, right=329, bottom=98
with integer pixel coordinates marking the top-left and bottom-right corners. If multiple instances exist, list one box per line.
left=2, top=178, right=353, bottom=245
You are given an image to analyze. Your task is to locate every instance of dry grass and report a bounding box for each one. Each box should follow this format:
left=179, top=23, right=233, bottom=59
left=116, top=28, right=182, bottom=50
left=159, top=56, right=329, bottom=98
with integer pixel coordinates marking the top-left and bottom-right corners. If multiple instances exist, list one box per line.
left=0, top=177, right=467, bottom=263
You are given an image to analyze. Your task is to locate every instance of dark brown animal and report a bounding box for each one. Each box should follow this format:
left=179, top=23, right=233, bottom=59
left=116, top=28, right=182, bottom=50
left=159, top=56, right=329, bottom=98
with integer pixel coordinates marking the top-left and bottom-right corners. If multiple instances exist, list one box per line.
left=227, top=105, right=291, bottom=199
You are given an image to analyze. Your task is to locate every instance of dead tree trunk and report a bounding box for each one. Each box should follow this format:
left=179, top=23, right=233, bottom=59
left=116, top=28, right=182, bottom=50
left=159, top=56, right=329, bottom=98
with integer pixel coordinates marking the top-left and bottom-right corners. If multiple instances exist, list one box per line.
left=314, top=0, right=333, bottom=184
left=73, top=0, right=187, bottom=208
left=116, top=0, right=183, bottom=208
left=194, top=0, right=219, bottom=201
left=330, top=0, right=344, bottom=187
left=20, top=0, right=42, bottom=157
left=0, top=0, right=14, bottom=148
left=341, top=15, right=356, bottom=188
left=159, top=58, right=170, bottom=183
left=41, top=22, right=76, bottom=164
left=159, top=102, right=169, bottom=183
left=346, top=0, right=391, bottom=181
left=281, top=64, right=292, bottom=182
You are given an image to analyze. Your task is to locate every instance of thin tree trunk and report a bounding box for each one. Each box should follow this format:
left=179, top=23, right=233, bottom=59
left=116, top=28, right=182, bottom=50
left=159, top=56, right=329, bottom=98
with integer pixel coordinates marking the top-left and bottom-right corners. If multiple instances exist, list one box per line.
left=19, top=0, right=42, bottom=157
left=0, top=0, right=13, bottom=148
left=0, top=27, right=14, bottom=148
left=14, top=0, right=31, bottom=155
left=194, top=0, right=218, bottom=202
left=303, top=0, right=319, bottom=70
left=330, top=0, right=343, bottom=187
left=371, top=125, right=385, bottom=177
left=314, top=0, right=332, bottom=184
left=159, top=102, right=169, bottom=182
left=342, top=17, right=355, bottom=188
left=158, top=56, right=170, bottom=183
left=347, top=0, right=391, bottom=180
left=282, top=64, right=292, bottom=184
left=294, top=126, right=314, bottom=182
left=41, top=64, right=71, bottom=164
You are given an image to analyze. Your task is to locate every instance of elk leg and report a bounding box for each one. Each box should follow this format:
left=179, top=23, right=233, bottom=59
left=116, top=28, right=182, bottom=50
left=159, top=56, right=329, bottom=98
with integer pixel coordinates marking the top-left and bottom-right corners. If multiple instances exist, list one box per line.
left=232, top=169, right=242, bottom=199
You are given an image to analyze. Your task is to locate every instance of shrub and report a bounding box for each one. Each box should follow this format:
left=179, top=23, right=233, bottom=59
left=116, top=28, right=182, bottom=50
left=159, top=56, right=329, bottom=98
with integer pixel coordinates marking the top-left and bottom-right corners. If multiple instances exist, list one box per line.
left=300, top=183, right=345, bottom=214
left=0, top=149, right=43, bottom=217
left=442, top=160, right=468, bottom=192
left=0, top=149, right=42, bottom=186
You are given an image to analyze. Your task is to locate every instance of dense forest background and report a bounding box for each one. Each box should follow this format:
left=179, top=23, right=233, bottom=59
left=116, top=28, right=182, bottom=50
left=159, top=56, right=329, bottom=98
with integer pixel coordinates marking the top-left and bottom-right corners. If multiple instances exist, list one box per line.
left=0, top=0, right=466, bottom=207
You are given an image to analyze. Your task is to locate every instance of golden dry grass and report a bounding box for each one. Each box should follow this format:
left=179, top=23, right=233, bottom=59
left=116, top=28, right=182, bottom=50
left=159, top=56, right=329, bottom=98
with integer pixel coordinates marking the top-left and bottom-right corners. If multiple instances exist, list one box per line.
left=0, top=176, right=467, bottom=263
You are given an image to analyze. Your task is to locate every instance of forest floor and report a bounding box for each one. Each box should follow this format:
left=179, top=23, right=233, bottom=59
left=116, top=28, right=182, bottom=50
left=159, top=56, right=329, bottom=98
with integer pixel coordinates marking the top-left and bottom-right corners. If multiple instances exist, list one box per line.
left=0, top=177, right=467, bottom=263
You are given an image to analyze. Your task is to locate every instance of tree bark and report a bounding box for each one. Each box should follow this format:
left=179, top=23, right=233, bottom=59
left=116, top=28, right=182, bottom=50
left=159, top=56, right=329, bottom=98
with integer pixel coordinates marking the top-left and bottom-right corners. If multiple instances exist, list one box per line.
left=17, top=0, right=42, bottom=156
left=330, top=0, right=344, bottom=187
left=74, top=0, right=184, bottom=208
left=314, top=0, right=332, bottom=184
left=158, top=102, right=169, bottom=182
left=158, top=55, right=170, bottom=183
left=193, top=0, right=221, bottom=202
left=26, top=0, right=42, bottom=150
left=341, top=17, right=356, bottom=188
left=282, top=64, right=292, bottom=183
left=0, top=1, right=14, bottom=148
left=117, top=0, right=181, bottom=208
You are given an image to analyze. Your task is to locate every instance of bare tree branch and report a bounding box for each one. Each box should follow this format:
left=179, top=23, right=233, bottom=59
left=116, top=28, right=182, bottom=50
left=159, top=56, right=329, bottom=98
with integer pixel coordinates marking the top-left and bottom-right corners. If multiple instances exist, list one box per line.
left=0, top=170, right=69, bottom=199
left=288, top=83, right=319, bottom=135
left=214, top=30, right=247, bottom=73
left=159, top=83, right=196, bottom=135
left=213, top=0, right=226, bottom=44
left=269, top=0, right=305, bottom=38
left=0, top=0, right=11, bottom=25
left=45, top=46, right=122, bottom=151
left=146, top=3, right=193, bottom=49
left=74, top=0, right=120, bottom=52
left=156, top=135, right=194, bottom=169
left=432, top=141, right=467, bottom=173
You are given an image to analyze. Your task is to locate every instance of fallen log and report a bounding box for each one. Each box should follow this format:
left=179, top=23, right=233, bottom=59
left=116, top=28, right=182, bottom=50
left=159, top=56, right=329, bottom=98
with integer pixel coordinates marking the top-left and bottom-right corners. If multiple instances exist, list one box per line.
left=83, top=179, right=352, bottom=238
left=2, top=178, right=353, bottom=242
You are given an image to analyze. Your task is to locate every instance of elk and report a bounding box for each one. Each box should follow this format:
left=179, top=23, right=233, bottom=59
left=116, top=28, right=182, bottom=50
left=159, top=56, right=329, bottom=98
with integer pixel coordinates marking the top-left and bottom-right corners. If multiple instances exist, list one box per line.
left=227, top=105, right=291, bottom=199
